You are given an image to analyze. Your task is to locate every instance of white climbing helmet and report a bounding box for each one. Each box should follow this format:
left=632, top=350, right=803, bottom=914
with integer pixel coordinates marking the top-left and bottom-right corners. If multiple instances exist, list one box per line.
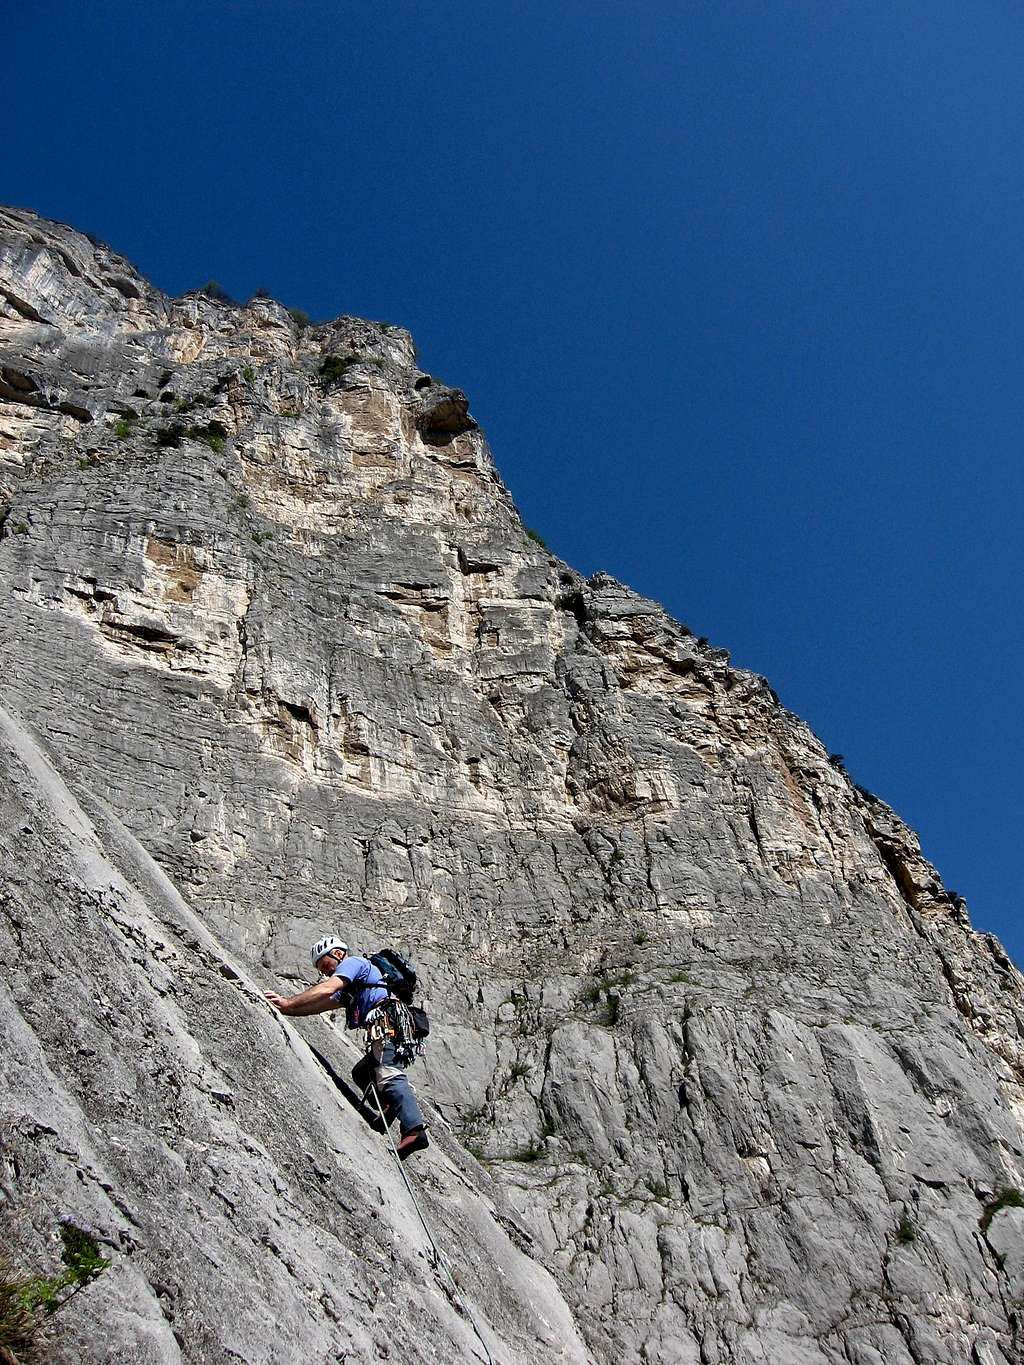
left=310, top=936, right=348, bottom=967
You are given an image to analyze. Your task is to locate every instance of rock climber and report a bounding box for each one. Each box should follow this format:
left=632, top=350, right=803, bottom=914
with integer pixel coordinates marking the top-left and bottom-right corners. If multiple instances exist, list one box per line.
left=265, top=937, right=429, bottom=1160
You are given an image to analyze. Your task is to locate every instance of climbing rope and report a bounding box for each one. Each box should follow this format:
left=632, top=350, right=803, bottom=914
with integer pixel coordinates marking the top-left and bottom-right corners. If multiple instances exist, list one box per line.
left=367, top=1084, right=495, bottom=1365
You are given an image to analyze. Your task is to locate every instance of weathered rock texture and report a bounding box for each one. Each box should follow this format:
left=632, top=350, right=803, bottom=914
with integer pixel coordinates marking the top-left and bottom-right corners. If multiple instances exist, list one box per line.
left=2, top=206, right=1023, bottom=1364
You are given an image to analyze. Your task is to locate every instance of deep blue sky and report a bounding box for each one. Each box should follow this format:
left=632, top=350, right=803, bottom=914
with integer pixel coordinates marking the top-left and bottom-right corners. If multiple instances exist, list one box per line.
left=6, top=2, right=1023, bottom=960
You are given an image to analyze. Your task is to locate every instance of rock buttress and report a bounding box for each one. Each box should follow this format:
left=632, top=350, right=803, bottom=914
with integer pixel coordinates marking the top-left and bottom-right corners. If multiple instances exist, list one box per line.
left=3, top=206, right=1024, bottom=1364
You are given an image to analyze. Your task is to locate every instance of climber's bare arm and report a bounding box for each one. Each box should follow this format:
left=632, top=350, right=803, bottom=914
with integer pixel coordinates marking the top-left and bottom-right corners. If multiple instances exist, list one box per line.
left=265, top=977, right=342, bottom=1016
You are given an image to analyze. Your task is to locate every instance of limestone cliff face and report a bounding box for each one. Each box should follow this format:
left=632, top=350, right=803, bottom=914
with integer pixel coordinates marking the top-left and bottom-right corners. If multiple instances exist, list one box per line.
left=2, top=207, right=1024, bottom=1365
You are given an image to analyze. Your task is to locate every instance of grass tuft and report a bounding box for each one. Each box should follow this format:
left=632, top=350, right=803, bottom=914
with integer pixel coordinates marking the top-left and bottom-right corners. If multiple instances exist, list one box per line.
left=0, top=1254, right=42, bottom=1363
left=0, top=1217, right=111, bottom=1361
left=896, top=1213, right=916, bottom=1244
left=981, top=1188, right=1024, bottom=1234
left=508, top=1141, right=544, bottom=1164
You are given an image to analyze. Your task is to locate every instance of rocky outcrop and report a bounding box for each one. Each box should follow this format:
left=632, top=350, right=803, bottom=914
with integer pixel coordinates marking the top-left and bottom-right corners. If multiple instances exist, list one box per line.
left=2, top=206, right=1024, bottom=1364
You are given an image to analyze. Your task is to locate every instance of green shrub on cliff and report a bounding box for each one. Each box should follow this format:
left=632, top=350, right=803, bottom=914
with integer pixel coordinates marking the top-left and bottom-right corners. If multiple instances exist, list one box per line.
left=0, top=1217, right=110, bottom=1362
left=198, top=280, right=235, bottom=305
left=0, top=1254, right=42, bottom=1363
left=320, top=353, right=360, bottom=384
left=980, top=1188, right=1024, bottom=1234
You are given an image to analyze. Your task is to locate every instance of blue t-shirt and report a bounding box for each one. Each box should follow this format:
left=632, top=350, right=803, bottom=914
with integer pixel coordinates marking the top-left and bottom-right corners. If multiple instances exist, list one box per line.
left=332, top=955, right=389, bottom=1025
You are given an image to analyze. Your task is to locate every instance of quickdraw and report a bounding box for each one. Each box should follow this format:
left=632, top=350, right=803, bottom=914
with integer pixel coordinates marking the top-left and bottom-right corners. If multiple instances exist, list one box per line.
left=365, top=998, right=418, bottom=1065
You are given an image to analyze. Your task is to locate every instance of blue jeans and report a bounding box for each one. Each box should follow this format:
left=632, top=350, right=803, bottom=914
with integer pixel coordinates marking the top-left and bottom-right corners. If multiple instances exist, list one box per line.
left=379, top=1071, right=425, bottom=1136
left=355, top=1043, right=425, bottom=1136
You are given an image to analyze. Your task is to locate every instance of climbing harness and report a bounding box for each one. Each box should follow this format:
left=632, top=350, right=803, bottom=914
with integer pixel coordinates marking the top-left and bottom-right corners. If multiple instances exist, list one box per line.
left=366, top=1082, right=495, bottom=1365
left=365, top=998, right=419, bottom=1066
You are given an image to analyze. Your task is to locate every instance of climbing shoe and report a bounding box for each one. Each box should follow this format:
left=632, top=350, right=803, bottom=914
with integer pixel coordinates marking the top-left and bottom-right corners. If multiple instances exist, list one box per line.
left=396, top=1128, right=429, bottom=1161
